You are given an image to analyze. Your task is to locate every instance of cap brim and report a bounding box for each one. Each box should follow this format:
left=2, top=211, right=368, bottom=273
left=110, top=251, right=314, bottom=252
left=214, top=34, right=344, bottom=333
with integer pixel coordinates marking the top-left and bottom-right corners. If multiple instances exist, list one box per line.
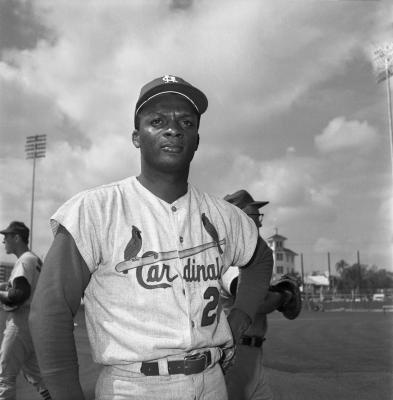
left=249, top=201, right=269, bottom=209
left=0, top=229, right=14, bottom=234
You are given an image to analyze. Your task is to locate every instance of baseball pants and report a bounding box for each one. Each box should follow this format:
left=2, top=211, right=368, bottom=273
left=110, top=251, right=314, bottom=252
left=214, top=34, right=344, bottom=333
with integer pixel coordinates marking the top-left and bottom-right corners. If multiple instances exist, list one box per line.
left=225, top=345, right=273, bottom=400
left=0, top=317, right=50, bottom=400
left=95, top=362, right=228, bottom=400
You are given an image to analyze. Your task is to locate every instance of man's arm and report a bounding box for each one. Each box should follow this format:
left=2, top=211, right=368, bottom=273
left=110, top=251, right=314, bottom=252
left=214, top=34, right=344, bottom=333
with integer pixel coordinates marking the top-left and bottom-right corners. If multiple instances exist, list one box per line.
left=0, top=277, right=31, bottom=308
left=226, top=236, right=273, bottom=342
left=29, top=225, right=91, bottom=400
left=234, top=235, right=274, bottom=319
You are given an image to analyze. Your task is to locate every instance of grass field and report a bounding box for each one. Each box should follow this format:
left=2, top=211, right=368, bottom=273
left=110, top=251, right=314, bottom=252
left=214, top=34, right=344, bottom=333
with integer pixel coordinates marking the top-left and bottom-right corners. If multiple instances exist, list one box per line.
left=11, top=308, right=393, bottom=400
left=264, top=310, right=393, bottom=400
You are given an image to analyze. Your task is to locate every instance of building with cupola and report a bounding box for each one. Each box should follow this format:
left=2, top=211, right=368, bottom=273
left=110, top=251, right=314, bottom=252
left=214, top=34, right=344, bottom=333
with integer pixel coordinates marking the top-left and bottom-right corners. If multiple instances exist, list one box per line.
left=266, top=229, right=298, bottom=278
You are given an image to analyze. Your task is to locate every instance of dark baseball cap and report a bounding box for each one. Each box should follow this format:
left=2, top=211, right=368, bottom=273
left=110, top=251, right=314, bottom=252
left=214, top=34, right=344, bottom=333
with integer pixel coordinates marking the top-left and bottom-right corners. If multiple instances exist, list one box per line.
left=224, top=190, right=269, bottom=210
left=134, top=75, right=208, bottom=120
left=0, top=221, right=29, bottom=241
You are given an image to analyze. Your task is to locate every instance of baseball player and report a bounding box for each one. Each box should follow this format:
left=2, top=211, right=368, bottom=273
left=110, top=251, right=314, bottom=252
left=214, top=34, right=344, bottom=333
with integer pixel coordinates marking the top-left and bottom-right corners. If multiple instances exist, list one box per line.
left=30, top=75, right=274, bottom=400
left=221, top=190, right=302, bottom=400
left=0, top=221, right=51, bottom=400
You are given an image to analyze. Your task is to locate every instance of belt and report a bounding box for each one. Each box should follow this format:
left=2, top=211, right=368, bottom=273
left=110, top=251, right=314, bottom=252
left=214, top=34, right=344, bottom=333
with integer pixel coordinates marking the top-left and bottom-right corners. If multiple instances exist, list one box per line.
left=239, top=335, right=265, bottom=348
left=140, top=351, right=212, bottom=376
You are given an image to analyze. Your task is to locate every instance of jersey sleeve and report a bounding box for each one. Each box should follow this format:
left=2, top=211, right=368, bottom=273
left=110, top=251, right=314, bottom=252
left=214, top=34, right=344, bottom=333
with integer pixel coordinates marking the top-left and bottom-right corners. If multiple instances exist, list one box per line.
left=221, top=266, right=239, bottom=296
left=50, top=191, right=102, bottom=272
left=10, top=254, right=37, bottom=287
left=223, top=204, right=258, bottom=269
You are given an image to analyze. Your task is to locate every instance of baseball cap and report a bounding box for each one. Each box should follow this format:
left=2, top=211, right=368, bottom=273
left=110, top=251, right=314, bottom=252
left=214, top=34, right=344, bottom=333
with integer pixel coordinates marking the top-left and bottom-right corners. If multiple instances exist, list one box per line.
left=224, top=190, right=269, bottom=210
left=134, top=75, right=208, bottom=120
left=0, top=221, right=29, bottom=242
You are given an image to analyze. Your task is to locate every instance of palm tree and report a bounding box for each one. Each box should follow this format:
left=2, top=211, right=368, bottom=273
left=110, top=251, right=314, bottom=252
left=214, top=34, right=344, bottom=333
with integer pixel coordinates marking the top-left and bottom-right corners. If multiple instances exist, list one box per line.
left=335, top=259, right=349, bottom=277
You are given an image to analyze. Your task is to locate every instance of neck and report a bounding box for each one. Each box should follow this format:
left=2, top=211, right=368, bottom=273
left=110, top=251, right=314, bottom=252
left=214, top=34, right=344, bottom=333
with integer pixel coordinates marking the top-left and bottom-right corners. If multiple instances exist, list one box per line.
left=137, top=168, right=189, bottom=204
left=15, top=245, right=29, bottom=259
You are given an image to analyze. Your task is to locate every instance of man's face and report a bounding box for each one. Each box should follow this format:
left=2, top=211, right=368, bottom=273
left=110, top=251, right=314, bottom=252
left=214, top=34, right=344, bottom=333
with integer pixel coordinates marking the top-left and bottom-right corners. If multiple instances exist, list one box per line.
left=242, top=204, right=262, bottom=229
left=2, top=233, right=17, bottom=255
left=132, top=94, right=200, bottom=174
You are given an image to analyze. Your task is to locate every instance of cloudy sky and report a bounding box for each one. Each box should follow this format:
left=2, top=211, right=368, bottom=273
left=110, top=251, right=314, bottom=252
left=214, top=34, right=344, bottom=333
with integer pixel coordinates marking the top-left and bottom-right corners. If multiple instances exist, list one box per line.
left=0, top=0, right=392, bottom=274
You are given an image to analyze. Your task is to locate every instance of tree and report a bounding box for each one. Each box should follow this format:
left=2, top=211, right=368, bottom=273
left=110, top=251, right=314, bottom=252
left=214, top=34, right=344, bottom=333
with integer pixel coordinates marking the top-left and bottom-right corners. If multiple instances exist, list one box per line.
left=335, top=259, right=349, bottom=276
left=334, top=261, right=393, bottom=293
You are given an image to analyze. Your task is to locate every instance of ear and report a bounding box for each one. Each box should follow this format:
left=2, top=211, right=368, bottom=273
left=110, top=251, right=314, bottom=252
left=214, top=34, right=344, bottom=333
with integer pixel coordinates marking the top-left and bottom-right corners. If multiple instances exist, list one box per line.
left=195, top=133, right=200, bottom=151
left=132, top=129, right=140, bottom=148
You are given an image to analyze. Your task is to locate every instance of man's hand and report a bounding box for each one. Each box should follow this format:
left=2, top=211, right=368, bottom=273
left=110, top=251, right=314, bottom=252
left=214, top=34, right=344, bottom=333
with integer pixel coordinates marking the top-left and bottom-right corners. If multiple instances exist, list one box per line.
left=270, top=275, right=302, bottom=320
left=0, top=290, right=18, bottom=312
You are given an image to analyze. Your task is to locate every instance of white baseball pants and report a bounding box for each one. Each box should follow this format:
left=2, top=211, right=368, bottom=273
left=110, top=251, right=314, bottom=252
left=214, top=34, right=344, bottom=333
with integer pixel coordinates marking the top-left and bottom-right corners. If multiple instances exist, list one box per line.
left=0, top=316, right=50, bottom=400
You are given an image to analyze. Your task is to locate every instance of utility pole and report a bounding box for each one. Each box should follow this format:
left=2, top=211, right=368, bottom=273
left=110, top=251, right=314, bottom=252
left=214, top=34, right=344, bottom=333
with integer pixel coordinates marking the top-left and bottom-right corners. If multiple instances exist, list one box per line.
left=301, top=253, right=307, bottom=309
left=357, top=250, right=361, bottom=296
left=327, top=252, right=331, bottom=291
left=25, top=135, right=46, bottom=251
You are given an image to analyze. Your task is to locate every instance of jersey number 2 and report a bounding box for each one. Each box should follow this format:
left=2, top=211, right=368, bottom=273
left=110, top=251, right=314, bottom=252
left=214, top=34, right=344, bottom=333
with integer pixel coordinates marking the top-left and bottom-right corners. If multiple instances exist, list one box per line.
left=201, top=287, right=219, bottom=327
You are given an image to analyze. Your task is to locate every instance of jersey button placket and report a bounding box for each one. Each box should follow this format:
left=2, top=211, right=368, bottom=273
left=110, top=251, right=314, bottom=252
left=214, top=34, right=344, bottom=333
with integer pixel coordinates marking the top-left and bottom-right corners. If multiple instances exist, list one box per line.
left=172, top=202, right=194, bottom=346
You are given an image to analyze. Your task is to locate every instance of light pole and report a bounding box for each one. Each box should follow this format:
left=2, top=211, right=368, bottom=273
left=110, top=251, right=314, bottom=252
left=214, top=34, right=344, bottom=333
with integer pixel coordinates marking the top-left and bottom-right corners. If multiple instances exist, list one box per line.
left=25, top=134, right=46, bottom=251
left=373, top=43, right=393, bottom=179
left=373, top=43, right=393, bottom=269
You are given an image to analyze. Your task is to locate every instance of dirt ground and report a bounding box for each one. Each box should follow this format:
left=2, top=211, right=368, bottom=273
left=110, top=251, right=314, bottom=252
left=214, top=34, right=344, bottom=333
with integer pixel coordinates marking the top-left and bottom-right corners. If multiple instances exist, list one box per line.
left=10, top=308, right=393, bottom=400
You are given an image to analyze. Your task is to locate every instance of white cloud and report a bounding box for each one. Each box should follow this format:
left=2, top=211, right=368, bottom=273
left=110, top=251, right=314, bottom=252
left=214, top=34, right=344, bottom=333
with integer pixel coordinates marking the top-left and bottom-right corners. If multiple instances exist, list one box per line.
left=1, top=0, right=392, bottom=271
left=315, top=117, right=379, bottom=153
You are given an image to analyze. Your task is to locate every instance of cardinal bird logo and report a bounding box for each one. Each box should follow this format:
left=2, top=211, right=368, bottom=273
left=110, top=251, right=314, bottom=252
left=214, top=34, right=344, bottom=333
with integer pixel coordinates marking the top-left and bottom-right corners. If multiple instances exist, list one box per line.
left=124, top=225, right=142, bottom=261
left=201, top=213, right=223, bottom=254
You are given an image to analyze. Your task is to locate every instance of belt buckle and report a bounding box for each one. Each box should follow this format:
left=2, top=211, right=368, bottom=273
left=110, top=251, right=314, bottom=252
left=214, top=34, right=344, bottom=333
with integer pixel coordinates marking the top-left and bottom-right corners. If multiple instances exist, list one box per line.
left=184, top=352, right=208, bottom=375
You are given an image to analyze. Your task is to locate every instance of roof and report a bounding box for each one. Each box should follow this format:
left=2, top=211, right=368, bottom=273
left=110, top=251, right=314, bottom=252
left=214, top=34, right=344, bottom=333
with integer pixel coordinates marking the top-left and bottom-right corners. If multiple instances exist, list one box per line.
left=304, top=275, right=329, bottom=286
left=283, top=248, right=298, bottom=256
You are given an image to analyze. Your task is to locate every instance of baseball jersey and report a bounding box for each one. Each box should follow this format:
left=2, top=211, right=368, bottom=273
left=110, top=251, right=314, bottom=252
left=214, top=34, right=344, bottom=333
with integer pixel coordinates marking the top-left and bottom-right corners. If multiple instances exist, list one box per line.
left=51, top=176, right=258, bottom=365
left=8, top=251, right=42, bottom=310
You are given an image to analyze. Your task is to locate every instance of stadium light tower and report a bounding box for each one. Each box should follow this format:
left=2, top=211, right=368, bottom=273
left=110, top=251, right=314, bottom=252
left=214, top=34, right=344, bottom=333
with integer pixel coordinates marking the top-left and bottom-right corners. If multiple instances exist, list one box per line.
left=25, top=134, right=46, bottom=250
left=373, top=42, right=393, bottom=179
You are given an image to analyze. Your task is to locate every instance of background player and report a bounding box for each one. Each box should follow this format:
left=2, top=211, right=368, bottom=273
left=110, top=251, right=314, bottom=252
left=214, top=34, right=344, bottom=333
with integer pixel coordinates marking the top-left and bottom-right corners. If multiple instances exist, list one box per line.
left=222, top=190, right=301, bottom=400
left=30, top=75, right=276, bottom=400
left=0, top=221, right=51, bottom=400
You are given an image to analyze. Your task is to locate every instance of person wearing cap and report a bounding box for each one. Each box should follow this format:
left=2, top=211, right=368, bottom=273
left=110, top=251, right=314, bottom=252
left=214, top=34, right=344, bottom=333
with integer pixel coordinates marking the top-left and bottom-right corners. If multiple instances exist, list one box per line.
left=30, top=75, right=273, bottom=400
left=0, top=221, right=51, bottom=400
left=221, top=190, right=299, bottom=400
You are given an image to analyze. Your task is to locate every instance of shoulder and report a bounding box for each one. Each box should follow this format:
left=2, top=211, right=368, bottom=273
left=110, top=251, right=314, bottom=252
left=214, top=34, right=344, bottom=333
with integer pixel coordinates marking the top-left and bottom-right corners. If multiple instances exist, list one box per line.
left=50, top=177, right=134, bottom=235
left=71, top=177, right=133, bottom=203
left=17, top=252, right=40, bottom=269
left=191, top=186, right=243, bottom=218
left=56, top=177, right=134, bottom=213
left=19, top=251, right=38, bottom=263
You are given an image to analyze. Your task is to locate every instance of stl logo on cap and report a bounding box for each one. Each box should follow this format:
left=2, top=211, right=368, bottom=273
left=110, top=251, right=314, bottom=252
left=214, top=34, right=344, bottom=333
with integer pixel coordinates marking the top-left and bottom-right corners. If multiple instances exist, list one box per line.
left=162, top=75, right=178, bottom=83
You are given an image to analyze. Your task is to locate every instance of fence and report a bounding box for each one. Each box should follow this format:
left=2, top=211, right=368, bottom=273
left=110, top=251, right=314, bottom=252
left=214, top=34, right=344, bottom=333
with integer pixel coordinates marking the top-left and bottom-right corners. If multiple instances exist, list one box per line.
left=302, top=293, right=393, bottom=312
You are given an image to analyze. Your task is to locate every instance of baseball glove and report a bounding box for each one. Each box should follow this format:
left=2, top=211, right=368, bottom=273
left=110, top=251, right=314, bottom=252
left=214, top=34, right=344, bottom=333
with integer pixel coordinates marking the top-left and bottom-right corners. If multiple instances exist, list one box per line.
left=270, top=275, right=302, bottom=320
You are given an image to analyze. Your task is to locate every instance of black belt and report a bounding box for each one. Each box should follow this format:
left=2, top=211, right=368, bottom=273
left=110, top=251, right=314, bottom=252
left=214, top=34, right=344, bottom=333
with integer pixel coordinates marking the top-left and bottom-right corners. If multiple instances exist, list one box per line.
left=140, top=351, right=212, bottom=376
left=239, top=335, right=265, bottom=347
